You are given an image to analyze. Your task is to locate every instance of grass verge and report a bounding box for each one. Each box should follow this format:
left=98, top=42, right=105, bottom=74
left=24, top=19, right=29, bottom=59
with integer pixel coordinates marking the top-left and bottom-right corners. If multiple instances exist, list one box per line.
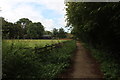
left=82, top=42, right=120, bottom=80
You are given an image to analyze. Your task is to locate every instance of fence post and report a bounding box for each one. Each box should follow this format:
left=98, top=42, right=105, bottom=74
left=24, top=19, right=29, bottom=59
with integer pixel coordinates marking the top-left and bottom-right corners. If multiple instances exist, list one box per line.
left=33, top=42, right=66, bottom=54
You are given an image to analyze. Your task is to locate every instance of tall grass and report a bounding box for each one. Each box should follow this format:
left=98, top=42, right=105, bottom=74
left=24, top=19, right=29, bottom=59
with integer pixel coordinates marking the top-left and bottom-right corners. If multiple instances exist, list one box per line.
left=2, top=40, right=76, bottom=79
left=82, top=42, right=120, bottom=79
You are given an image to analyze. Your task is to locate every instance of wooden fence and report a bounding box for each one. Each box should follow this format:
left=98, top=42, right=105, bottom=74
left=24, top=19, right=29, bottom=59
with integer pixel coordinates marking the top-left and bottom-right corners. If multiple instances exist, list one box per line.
left=21, top=41, right=67, bottom=54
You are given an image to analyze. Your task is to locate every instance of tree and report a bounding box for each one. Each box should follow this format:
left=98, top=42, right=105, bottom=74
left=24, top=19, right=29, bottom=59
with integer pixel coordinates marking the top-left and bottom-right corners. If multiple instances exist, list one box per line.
left=66, top=2, right=120, bottom=57
left=2, top=17, right=45, bottom=39
left=2, top=18, right=19, bottom=39
left=44, top=31, right=52, bottom=35
left=52, top=28, right=67, bottom=39
left=58, top=28, right=66, bottom=38
left=13, top=23, right=23, bottom=39
left=52, top=28, right=59, bottom=38
left=16, top=18, right=32, bottom=38
left=2, top=17, right=9, bottom=39
left=27, top=22, right=44, bottom=39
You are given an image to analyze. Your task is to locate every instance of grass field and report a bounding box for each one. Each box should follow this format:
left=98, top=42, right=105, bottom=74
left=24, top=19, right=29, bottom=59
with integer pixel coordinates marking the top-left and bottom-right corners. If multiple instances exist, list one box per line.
left=3, top=39, right=67, bottom=48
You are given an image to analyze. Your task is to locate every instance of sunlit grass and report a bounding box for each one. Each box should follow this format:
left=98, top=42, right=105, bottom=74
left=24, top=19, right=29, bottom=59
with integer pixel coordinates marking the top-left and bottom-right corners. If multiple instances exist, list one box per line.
left=3, top=39, right=67, bottom=48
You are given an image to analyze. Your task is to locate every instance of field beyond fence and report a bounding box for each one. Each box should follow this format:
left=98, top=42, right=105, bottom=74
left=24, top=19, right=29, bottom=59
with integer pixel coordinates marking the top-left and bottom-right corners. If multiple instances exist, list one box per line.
left=20, top=41, right=67, bottom=54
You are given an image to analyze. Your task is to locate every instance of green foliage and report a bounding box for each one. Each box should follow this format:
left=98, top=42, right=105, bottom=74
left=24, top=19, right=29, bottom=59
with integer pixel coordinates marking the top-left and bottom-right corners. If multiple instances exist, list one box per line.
left=2, top=18, right=21, bottom=39
left=66, top=2, right=120, bottom=51
left=44, top=31, right=52, bottom=35
left=2, top=17, right=68, bottom=39
left=53, top=28, right=59, bottom=38
left=2, top=40, right=76, bottom=79
left=2, top=18, right=45, bottom=39
left=83, top=43, right=120, bottom=79
left=27, top=22, right=44, bottom=39
left=91, top=49, right=120, bottom=79
left=66, top=2, right=120, bottom=79
left=58, top=28, right=67, bottom=38
left=52, top=28, right=67, bottom=39
left=16, top=18, right=32, bottom=39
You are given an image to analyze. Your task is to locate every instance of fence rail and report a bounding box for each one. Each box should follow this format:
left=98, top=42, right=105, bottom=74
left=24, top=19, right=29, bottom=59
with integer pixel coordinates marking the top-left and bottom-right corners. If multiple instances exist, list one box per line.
left=20, top=41, right=67, bottom=54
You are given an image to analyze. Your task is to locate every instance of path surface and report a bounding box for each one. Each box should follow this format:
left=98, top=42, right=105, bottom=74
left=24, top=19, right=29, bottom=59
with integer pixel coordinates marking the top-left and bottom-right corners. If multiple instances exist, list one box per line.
left=59, top=42, right=103, bottom=78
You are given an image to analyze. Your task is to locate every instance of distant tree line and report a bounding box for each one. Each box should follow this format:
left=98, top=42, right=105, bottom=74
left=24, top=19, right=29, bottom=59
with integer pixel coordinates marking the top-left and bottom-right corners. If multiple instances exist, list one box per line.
left=2, top=18, right=44, bottom=39
left=52, top=28, right=67, bottom=39
left=2, top=17, right=67, bottom=39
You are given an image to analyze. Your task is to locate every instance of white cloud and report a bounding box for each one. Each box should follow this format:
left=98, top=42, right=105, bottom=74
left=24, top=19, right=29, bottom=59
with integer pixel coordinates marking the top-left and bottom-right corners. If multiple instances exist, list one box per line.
left=0, top=0, right=66, bottom=31
left=38, top=0, right=65, bottom=14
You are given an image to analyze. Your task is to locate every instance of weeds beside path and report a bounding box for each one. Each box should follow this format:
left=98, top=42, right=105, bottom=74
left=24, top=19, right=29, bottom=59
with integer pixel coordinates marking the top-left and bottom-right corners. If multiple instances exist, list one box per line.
left=60, top=42, right=103, bottom=78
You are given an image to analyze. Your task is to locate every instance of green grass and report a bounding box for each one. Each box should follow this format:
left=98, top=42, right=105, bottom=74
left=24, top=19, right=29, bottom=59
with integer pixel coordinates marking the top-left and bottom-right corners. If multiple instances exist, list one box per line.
left=2, top=39, right=76, bottom=79
left=82, top=42, right=120, bottom=80
left=3, top=39, right=66, bottom=48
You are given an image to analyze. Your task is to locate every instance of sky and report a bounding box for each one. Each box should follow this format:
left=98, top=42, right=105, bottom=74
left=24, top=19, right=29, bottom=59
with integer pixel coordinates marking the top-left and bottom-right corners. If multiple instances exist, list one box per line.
left=0, top=0, right=69, bottom=32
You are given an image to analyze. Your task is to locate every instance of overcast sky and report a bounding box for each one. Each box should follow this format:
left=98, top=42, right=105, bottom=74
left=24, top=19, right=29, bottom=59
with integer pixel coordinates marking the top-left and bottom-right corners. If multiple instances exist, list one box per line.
left=0, top=0, right=68, bottom=31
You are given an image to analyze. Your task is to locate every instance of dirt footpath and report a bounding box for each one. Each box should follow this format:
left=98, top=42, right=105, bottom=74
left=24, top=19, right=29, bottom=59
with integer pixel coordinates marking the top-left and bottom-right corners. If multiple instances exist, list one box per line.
left=59, top=42, right=103, bottom=78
